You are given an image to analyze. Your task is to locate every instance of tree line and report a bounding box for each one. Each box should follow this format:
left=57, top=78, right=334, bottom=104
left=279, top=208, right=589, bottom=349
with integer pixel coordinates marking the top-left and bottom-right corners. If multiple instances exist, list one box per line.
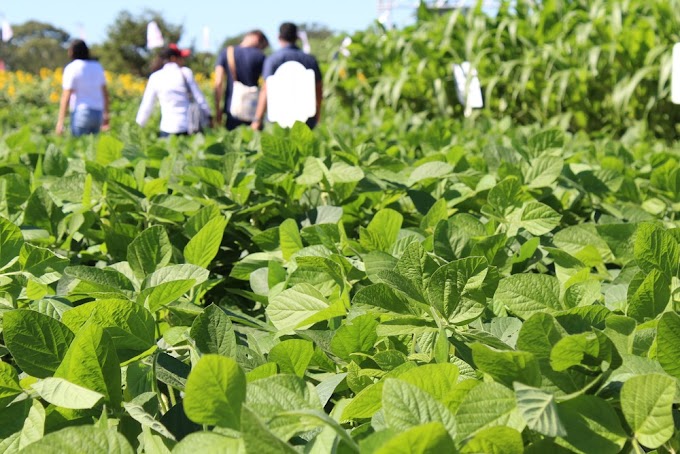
left=0, top=10, right=336, bottom=77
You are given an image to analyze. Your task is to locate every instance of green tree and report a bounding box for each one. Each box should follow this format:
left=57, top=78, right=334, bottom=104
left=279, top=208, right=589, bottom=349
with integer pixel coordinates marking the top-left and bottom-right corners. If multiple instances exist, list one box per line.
left=0, top=21, right=70, bottom=73
left=186, top=51, right=216, bottom=78
left=95, top=10, right=182, bottom=76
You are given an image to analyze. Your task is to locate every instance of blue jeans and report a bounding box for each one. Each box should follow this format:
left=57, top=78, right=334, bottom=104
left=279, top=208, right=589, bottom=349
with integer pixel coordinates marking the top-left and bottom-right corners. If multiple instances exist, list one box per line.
left=158, top=131, right=189, bottom=138
left=71, top=108, right=103, bottom=136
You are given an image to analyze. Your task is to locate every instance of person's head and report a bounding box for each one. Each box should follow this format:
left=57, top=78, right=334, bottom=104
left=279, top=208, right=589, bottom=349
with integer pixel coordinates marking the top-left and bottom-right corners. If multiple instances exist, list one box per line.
left=68, top=39, right=90, bottom=60
left=160, top=46, right=182, bottom=64
left=169, top=43, right=191, bottom=60
left=242, top=30, right=269, bottom=50
left=279, top=22, right=298, bottom=45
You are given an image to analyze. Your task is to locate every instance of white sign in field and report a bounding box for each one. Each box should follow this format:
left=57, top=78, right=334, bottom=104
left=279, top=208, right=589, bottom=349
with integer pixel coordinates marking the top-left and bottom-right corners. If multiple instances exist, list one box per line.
left=453, top=62, right=483, bottom=117
left=266, top=61, right=317, bottom=128
left=672, top=43, right=680, bottom=105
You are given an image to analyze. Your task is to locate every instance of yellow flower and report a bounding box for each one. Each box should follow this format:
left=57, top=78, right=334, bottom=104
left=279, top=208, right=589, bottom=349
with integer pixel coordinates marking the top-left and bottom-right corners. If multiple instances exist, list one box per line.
left=49, top=91, right=60, bottom=103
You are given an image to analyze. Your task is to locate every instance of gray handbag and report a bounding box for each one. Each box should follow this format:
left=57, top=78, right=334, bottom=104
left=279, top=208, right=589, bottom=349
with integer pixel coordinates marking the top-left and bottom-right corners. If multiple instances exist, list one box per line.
left=182, top=71, right=210, bottom=134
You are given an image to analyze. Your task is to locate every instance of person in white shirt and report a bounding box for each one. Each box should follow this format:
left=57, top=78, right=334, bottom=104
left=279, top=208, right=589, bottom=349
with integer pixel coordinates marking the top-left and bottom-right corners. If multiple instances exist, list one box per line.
left=56, top=40, right=109, bottom=136
left=136, top=46, right=212, bottom=137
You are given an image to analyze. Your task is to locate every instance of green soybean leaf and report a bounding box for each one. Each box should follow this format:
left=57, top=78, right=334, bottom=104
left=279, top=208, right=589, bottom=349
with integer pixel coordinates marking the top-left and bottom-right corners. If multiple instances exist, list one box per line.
left=519, top=201, right=561, bottom=235
left=433, top=214, right=486, bottom=262
left=549, top=330, right=621, bottom=373
left=3, top=309, right=75, bottom=378
left=396, top=363, right=459, bottom=401
left=382, top=378, right=457, bottom=439
left=513, top=382, right=566, bottom=437
left=19, top=425, right=133, bottom=454
left=246, top=374, right=321, bottom=420
left=64, top=266, right=135, bottom=296
left=241, top=406, right=297, bottom=454
left=127, top=226, right=172, bottom=279
left=460, top=426, right=524, bottom=454
left=190, top=304, right=237, bottom=358
left=556, top=396, right=627, bottom=454
left=620, top=373, right=676, bottom=449
left=17, top=399, right=45, bottom=450
left=657, top=311, right=680, bottom=379
left=634, top=223, right=679, bottom=279
left=0, top=216, right=24, bottom=270
left=183, top=355, right=246, bottom=429
left=471, top=343, right=540, bottom=388
left=330, top=314, right=378, bottom=361
left=0, top=362, right=22, bottom=408
left=375, top=422, right=455, bottom=454
left=184, top=216, right=228, bottom=268
left=139, top=279, right=197, bottom=313
left=61, top=299, right=155, bottom=360
left=408, top=161, right=453, bottom=186
left=352, top=283, right=415, bottom=315
left=123, top=401, right=176, bottom=441
left=268, top=339, right=314, bottom=377
left=54, top=324, right=122, bottom=409
left=395, top=241, right=439, bottom=291
left=143, top=264, right=210, bottom=288
left=425, top=257, right=488, bottom=324
left=625, top=269, right=670, bottom=322
left=494, top=274, right=563, bottom=319
left=20, top=243, right=68, bottom=276
left=455, top=382, right=524, bottom=441
left=524, top=155, right=563, bottom=189
left=31, top=378, right=104, bottom=410
left=266, top=284, right=331, bottom=333
left=359, top=208, right=403, bottom=252
left=280, top=218, right=303, bottom=261
left=172, top=433, right=242, bottom=454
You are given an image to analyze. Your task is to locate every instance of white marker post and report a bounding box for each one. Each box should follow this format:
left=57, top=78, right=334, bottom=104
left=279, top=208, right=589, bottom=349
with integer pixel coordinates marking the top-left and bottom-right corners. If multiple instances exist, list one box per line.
left=453, top=62, right=483, bottom=117
left=146, top=21, right=164, bottom=50
left=266, top=61, right=316, bottom=128
left=672, top=43, right=680, bottom=105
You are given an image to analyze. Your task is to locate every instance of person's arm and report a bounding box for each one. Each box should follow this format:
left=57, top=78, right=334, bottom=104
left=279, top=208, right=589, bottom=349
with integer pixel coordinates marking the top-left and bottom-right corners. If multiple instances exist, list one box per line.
left=135, top=78, right=157, bottom=127
left=214, top=65, right=225, bottom=125
left=101, top=85, right=110, bottom=131
left=55, top=89, right=72, bottom=135
left=315, top=80, right=323, bottom=123
left=251, top=81, right=267, bottom=131
left=314, top=60, right=323, bottom=123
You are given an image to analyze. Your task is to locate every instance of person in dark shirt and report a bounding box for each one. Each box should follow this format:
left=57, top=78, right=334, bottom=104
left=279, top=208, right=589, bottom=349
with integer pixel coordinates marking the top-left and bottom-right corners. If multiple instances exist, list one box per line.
left=214, top=30, right=269, bottom=130
left=251, top=22, right=323, bottom=130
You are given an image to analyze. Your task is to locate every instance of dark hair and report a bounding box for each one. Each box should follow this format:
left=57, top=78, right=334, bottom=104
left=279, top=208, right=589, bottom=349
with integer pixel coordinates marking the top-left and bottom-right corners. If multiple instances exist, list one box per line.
left=159, top=47, right=181, bottom=62
left=279, top=22, right=298, bottom=44
left=248, top=29, right=269, bottom=49
left=69, top=39, right=90, bottom=60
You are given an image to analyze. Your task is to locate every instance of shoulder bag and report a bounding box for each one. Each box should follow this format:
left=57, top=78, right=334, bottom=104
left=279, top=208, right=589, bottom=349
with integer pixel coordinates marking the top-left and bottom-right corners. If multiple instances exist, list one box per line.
left=227, top=46, right=260, bottom=122
left=181, top=70, right=210, bottom=134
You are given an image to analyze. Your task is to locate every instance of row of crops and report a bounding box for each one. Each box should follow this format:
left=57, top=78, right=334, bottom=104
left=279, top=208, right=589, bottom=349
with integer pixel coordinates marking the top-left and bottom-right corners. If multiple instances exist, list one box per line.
left=0, top=0, right=679, bottom=453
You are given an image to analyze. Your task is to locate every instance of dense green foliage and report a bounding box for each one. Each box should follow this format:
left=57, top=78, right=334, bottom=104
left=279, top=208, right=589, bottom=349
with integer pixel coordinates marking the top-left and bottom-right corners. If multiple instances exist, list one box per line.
left=0, top=116, right=677, bottom=452
left=331, top=0, right=680, bottom=139
left=0, top=0, right=679, bottom=452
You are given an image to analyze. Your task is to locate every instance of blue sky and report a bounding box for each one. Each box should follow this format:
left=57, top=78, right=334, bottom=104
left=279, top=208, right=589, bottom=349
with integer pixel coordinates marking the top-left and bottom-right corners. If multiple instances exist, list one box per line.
left=0, top=1, right=416, bottom=51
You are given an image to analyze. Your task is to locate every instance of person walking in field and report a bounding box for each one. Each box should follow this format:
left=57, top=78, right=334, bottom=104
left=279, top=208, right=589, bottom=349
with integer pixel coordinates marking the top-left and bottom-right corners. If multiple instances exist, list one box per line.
left=214, top=30, right=269, bottom=130
left=251, top=22, right=323, bottom=130
left=135, top=45, right=212, bottom=137
left=55, top=40, right=110, bottom=136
